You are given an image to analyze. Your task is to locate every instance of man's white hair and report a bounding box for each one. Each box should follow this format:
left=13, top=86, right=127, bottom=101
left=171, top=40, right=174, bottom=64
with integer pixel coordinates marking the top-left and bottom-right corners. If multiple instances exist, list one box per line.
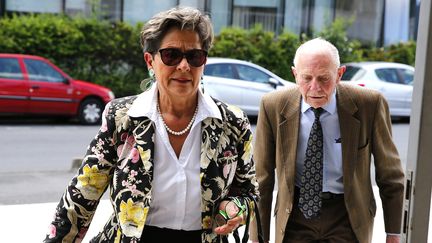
left=293, top=37, right=340, bottom=68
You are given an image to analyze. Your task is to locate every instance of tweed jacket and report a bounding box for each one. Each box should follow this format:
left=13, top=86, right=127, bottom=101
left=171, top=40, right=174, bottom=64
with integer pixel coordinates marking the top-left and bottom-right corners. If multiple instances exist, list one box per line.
left=44, top=95, right=259, bottom=243
left=252, top=83, right=404, bottom=243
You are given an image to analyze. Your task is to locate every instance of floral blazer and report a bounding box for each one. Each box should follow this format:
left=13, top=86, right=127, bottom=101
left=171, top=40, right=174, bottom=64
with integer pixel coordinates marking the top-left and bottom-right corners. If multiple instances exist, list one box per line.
left=44, top=95, right=259, bottom=243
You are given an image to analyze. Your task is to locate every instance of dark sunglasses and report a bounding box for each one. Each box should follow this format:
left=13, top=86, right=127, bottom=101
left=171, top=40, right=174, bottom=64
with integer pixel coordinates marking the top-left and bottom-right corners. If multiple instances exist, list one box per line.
left=158, top=48, right=208, bottom=67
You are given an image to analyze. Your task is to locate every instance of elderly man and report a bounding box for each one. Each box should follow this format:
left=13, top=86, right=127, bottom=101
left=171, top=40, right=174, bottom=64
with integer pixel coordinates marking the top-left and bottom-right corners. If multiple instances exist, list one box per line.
left=252, top=38, right=404, bottom=243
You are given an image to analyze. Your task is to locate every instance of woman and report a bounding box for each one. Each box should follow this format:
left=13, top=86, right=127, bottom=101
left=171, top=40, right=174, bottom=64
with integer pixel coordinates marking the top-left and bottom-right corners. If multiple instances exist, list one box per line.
left=44, top=7, right=259, bottom=243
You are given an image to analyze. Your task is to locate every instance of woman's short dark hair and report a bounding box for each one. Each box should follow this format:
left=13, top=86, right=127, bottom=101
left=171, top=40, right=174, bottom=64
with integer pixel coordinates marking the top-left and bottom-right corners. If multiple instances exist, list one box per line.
left=140, top=7, right=214, bottom=53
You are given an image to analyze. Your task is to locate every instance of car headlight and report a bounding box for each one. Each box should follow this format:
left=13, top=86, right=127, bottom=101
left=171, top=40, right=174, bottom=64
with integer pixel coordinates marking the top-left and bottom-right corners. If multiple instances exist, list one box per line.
left=108, top=91, right=115, bottom=100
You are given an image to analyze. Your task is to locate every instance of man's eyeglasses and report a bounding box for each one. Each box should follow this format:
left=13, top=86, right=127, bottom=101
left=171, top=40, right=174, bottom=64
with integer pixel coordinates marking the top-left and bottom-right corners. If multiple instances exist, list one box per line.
left=158, top=48, right=208, bottom=67
left=214, top=197, right=246, bottom=227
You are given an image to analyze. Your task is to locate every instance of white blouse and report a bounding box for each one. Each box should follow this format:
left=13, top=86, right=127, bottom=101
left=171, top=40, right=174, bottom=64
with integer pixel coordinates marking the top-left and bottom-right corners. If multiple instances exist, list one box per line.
left=127, top=84, right=221, bottom=230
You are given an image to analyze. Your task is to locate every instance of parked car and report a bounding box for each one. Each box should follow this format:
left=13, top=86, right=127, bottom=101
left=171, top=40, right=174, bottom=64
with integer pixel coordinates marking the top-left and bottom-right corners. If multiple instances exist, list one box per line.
left=341, top=61, right=414, bottom=118
left=0, top=54, right=115, bottom=124
left=202, top=57, right=296, bottom=116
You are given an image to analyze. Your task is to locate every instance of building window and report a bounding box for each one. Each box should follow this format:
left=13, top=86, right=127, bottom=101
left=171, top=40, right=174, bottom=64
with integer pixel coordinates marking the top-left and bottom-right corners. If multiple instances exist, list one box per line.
left=232, top=6, right=277, bottom=32
left=5, top=0, right=62, bottom=13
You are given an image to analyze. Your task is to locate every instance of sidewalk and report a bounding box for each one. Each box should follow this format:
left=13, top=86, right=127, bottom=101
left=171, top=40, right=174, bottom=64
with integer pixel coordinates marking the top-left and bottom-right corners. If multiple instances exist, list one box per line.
left=0, top=186, right=427, bottom=242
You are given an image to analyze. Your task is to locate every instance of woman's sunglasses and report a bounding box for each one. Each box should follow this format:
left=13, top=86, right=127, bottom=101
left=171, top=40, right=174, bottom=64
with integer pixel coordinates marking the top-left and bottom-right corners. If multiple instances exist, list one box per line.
left=158, top=48, right=208, bottom=67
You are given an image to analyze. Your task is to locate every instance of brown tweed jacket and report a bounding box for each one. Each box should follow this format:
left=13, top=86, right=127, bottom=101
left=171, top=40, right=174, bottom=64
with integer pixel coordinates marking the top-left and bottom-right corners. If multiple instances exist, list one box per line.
left=252, top=83, right=404, bottom=243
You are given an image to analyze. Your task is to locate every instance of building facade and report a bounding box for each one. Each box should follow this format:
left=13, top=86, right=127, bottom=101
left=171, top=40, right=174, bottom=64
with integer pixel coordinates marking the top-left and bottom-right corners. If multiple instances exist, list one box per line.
left=0, top=0, right=420, bottom=46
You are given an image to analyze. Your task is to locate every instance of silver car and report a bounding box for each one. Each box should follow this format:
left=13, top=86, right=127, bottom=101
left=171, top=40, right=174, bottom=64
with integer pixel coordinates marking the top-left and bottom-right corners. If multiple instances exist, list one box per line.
left=342, top=62, right=414, bottom=118
left=202, top=57, right=295, bottom=116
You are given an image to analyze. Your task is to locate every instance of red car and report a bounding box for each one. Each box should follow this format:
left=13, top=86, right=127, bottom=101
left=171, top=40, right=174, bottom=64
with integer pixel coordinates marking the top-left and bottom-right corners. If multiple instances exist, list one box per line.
left=0, top=54, right=115, bottom=124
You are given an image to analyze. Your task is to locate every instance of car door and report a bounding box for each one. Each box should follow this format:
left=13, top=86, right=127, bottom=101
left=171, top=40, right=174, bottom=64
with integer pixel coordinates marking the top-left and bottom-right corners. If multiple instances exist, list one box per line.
left=23, top=58, right=75, bottom=115
left=233, top=64, right=276, bottom=115
left=0, top=56, right=29, bottom=113
left=203, top=63, right=245, bottom=109
left=374, top=68, right=411, bottom=116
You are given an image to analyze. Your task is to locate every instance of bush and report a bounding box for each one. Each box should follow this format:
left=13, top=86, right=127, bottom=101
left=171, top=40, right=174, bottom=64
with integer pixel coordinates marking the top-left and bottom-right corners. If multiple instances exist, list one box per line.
left=313, top=18, right=363, bottom=63
left=360, top=41, right=416, bottom=66
left=210, top=25, right=299, bottom=81
left=0, top=13, right=416, bottom=95
left=0, top=14, right=146, bottom=97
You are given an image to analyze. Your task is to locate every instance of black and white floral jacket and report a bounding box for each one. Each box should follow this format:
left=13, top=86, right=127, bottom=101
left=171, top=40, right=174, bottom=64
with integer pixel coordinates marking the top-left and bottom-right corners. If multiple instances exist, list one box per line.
left=44, top=95, right=259, bottom=243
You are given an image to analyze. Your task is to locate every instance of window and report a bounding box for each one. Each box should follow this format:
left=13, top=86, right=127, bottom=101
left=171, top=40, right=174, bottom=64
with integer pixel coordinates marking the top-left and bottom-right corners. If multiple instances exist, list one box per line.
left=236, top=64, right=270, bottom=83
left=0, top=58, right=24, bottom=80
left=375, top=68, right=400, bottom=84
left=204, top=64, right=236, bottom=79
left=232, top=6, right=277, bottom=32
left=341, top=66, right=361, bottom=80
left=398, top=68, right=414, bottom=85
left=24, top=59, right=65, bottom=83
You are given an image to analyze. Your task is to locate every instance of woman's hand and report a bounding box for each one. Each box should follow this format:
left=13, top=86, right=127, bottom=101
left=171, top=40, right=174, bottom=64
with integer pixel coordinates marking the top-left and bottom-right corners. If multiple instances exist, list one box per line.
left=214, top=215, right=243, bottom=235
left=213, top=199, right=244, bottom=235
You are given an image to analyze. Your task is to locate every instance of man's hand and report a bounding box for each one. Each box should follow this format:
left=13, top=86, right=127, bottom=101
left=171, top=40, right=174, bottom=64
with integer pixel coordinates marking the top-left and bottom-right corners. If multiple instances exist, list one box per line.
left=386, top=235, right=400, bottom=243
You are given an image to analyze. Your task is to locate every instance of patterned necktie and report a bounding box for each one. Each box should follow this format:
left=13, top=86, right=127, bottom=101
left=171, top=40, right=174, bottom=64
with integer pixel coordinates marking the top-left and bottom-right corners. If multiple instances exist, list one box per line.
left=298, top=107, right=324, bottom=219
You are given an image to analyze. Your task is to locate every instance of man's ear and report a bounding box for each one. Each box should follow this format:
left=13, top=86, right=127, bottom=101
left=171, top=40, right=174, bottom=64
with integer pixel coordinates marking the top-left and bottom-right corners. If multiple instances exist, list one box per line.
left=291, top=66, right=298, bottom=83
left=144, top=52, right=153, bottom=69
left=336, top=65, right=346, bottom=83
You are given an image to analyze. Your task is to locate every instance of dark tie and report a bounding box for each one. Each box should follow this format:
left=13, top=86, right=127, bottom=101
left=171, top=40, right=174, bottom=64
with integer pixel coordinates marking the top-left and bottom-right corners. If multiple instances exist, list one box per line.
left=298, top=107, right=324, bottom=219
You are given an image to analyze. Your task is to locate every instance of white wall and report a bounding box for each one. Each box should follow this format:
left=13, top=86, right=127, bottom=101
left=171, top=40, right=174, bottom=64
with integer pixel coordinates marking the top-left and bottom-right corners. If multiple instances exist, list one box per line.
left=384, top=0, right=410, bottom=45
left=123, top=0, right=177, bottom=25
left=6, top=0, right=62, bottom=13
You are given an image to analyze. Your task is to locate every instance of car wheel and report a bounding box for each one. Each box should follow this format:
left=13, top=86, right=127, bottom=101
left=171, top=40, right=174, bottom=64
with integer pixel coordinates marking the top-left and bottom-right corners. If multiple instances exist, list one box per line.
left=78, top=98, right=103, bottom=125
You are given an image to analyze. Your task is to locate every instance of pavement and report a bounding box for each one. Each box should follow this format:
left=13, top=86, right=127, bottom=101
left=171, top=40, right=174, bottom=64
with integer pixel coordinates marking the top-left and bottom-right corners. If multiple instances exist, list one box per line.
left=2, top=186, right=427, bottom=243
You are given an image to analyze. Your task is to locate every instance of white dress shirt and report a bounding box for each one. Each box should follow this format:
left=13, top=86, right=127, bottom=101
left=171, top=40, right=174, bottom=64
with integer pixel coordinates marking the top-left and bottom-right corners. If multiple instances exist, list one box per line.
left=295, top=91, right=344, bottom=194
left=127, top=84, right=222, bottom=230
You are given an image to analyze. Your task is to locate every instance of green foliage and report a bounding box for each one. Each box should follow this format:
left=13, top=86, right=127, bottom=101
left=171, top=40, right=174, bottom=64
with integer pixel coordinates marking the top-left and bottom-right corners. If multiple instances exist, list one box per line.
left=361, top=41, right=416, bottom=65
left=0, top=13, right=416, bottom=96
left=210, top=25, right=299, bottom=81
left=386, top=41, right=416, bottom=65
left=314, top=18, right=363, bottom=63
left=0, top=13, right=146, bottom=97
left=210, top=26, right=258, bottom=60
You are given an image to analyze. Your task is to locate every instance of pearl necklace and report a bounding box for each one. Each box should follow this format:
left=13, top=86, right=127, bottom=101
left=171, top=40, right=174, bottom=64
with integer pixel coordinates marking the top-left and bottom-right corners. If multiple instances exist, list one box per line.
left=157, top=103, right=198, bottom=136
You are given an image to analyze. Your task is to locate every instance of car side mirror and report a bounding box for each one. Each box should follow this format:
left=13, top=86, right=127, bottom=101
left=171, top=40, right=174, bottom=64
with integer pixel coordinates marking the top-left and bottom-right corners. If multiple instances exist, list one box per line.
left=63, top=77, right=70, bottom=85
left=268, top=77, right=279, bottom=88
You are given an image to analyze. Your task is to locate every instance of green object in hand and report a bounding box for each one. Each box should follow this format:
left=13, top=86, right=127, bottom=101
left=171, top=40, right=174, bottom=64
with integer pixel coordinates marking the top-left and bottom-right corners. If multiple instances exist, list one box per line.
left=215, top=197, right=246, bottom=226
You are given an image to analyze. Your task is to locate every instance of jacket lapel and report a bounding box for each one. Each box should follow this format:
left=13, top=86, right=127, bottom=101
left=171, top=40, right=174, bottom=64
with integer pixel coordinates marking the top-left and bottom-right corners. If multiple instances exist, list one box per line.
left=280, top=90, right=302, bottom=191
left=117, top=117, right=155, bottom=240
left=131, top=117, right=155, bottom=191
left=336, top=85, right=360, bottom=192
left=199, top=117, right=224, bottom=201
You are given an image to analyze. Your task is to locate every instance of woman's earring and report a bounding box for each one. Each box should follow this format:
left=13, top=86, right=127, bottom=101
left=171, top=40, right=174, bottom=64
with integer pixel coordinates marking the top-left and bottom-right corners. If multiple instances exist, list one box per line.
left=149, top=69, right=155, bottom=79
left=140, top=68, right=155, bottom=91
